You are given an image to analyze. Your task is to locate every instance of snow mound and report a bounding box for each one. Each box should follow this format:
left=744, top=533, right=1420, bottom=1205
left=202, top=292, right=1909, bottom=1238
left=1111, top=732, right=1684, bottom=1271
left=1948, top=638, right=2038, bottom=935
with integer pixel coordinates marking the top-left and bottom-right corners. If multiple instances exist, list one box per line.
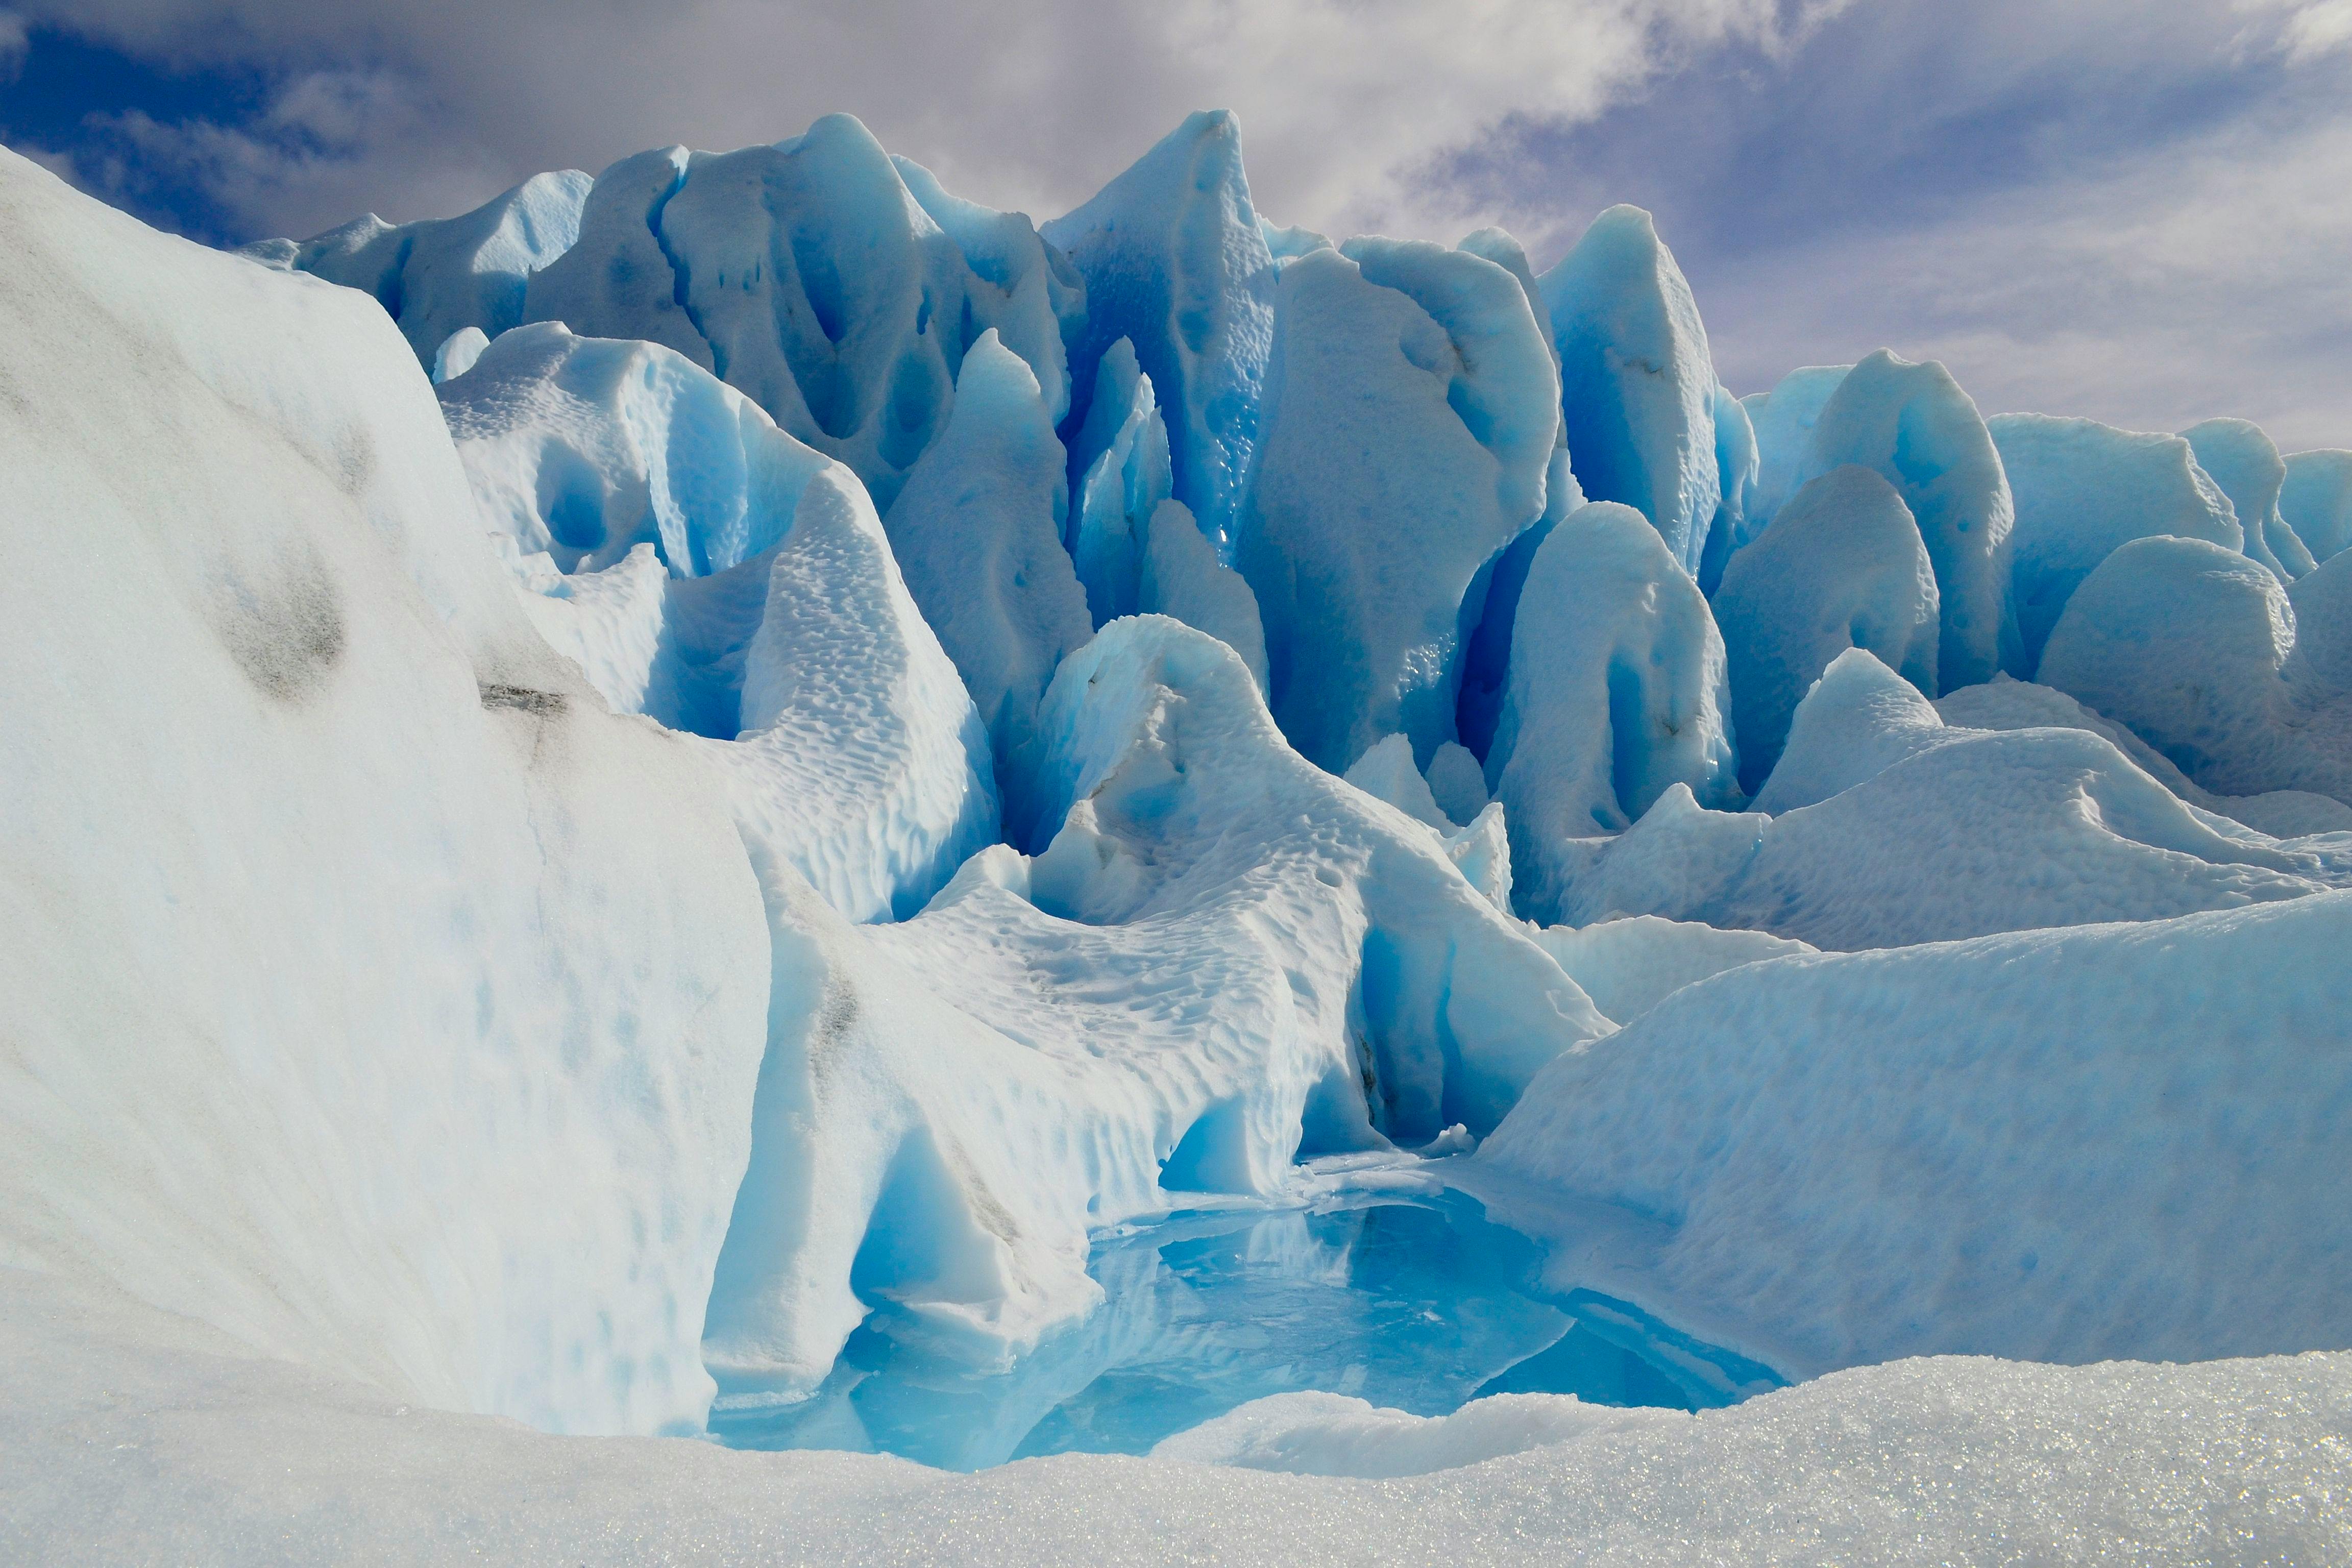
left=1489, top=501, right=1739, bottom=920
left=1714, top=463, right=1939, bottom=790
left=1237, top=238, right=1555, bottom=771
left=1989, top=412, right=2240, bottom=669
left=1540, top=205, right=1720, bottom=576
left=2184, top=417, right=2314, bottom=580
left=11, top=1264, right=2349, bottom=1563
left=2041, top=534, right=2352, bottom=804
left=1481, top=894, right=2352, bottom=1375
left=1796, top=350, right=2014, bottom=686
left=1045, top=110, right=1274, bottom=554
left=0, top=146, right=770, bottom=1436
left=1530, top=916, right=1813, bottom=1025
left=1151, top=1388, right=1677, bottom=1478
left=2282, top=447, right=2352, bottom=563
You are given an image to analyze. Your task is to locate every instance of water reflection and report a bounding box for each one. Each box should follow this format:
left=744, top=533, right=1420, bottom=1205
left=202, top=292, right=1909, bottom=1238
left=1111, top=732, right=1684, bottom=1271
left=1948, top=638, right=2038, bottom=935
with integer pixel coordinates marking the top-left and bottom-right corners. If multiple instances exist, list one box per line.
left=711, top=1190, right=1778, bottom=1471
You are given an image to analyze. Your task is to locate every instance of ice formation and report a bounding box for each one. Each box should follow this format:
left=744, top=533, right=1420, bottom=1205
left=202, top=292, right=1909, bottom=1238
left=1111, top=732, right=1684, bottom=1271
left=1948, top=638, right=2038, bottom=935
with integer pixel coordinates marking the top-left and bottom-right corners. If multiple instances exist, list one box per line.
left=1043, top=111, right=1273, bottom=553
left=2041, top=534, right=2352, bottom=803
left=7, top=82, right=2352, bottom=1560
left=2281, top=447, right=2352, bottom=562
left=2183, top=418, right=2315, bottom=581
left=1540, top=206, right=1721, bottom=577
left=1712, top=463, right=1939, bottom=789
left=1486, top=500, right=1739, bottom=920
left=1989, top=412, right=2240, bottom=669
left=1237, top=238, right=1555, bottom=771
left=1480, top=894, right=2352, bottom=1374
left=1793, top=350, right=2015, bottom=686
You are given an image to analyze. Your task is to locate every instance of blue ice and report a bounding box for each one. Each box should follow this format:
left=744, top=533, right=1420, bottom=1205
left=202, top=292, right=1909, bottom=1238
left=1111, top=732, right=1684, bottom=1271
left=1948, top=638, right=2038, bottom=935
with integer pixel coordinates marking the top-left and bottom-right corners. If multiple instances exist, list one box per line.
left=710, top=1190, right=1778, bottom=1472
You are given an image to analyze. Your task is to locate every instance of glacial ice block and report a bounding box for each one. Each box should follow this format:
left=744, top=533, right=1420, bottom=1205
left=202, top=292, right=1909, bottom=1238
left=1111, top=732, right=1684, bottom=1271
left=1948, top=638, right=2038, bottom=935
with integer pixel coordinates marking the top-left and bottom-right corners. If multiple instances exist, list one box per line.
left=1713, top=464, right=1939, bottom=790
left=1138, top=498, right=1269, bottom=692
left=1481, top=893, right=2352, bottom=1373
left=2041, top=533, right=2352, bottom=804
left=1528, top=916, right=1812, bottom=1026
left=1795, top=350, right=2015, bottom=686
left=1539, top=206, right=1720, bottom=577
left=521, top=117, right=1080, bottom=511
left=1487, top=501, right=1739, bottom=922
left=1738, top=362, right=1851, bottom=541
left=0, top=145, right=771, bottom=1437
left=253, top=169, right=593, bottom=366
left=1045, top=110, right=1276, bottom=554
left=1696, top=383, right=1759, bottom=594
left=1991, top=412, right=2242, bottom=670
left=2281, top=448, right=2352, bottom=564
left=705, top=616, right=1613, bottom=1394
left=2184, top=417, right=2316, bottom=581
left=883, top=330, right=1093, bottom=841
left=1067, top=337, right=1175, bottom=625
left=1237, top=240, right=1556, bottom=771
left=443, top=320, right=997, bottom=920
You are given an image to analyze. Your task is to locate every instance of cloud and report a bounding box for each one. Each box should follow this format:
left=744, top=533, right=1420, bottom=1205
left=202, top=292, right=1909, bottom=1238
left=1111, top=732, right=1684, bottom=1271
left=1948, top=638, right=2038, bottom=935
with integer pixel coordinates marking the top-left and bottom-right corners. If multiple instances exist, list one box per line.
left=12, top=0, right=1850, bottom=238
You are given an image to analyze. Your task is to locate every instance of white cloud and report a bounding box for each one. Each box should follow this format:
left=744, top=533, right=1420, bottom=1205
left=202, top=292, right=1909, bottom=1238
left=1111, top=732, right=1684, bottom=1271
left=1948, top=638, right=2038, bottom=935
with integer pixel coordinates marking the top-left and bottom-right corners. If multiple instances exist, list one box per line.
left=15, top=0, right=1851, bottom=238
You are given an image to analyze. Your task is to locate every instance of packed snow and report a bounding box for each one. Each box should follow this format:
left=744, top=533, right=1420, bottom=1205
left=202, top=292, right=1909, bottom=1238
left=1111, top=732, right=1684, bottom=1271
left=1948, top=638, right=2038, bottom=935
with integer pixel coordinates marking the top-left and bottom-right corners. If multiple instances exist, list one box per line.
left=7, top=81, right=2352, bottom=1564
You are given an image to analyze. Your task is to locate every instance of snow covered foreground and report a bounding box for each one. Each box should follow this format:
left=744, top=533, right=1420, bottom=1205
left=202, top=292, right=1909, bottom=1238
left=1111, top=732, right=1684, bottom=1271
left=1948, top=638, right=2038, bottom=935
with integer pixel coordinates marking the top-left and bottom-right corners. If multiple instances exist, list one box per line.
left=4, top=92, right=2352, bottom=1562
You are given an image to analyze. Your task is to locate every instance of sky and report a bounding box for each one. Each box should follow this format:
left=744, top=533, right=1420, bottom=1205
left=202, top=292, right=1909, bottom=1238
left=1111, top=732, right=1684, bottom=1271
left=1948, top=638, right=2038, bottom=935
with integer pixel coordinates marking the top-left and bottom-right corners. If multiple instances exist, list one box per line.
left=4, top=0, right=2349, bottom=446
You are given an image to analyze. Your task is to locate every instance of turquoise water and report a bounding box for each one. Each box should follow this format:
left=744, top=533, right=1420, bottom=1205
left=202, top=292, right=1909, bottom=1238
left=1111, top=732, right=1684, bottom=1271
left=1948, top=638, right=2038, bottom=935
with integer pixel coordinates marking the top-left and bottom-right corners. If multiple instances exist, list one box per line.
left=710, top=1189, right=1778, bottom=1471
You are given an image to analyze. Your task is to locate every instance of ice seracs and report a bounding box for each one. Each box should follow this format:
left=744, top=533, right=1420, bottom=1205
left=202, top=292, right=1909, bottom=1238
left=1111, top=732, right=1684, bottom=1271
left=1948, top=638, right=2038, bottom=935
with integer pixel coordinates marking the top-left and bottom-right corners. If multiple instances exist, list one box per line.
left=1539, top=205, right=1720, bottom=578
left=881, top=329, right=1094, bottom=841
left=1486, top=500, right=1739, bottom=922
left=1793, top=349, right=2015, bottom=686
left=1989, top=412, right=2241, bottom=670
left=2281, top=447, right=2352, bottom=563
left=1237, top=238, right=1556, bottom=772
left=2183, top=417, right=2314, bottom=581
left=1044, top=110, right=1275, bottom=555
left=1713, top=463, right=1939, bottom=791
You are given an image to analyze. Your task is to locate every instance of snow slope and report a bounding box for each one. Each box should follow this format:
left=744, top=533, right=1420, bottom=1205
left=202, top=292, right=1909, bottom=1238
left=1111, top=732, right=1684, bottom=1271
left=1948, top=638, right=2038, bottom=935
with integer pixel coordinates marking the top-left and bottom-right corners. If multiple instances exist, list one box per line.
left=1481, top=894, right=2352, bottom=1375
left=8, top=1264, right=2347, bottom=1564
left=0, top=146, right=771, bottom=1436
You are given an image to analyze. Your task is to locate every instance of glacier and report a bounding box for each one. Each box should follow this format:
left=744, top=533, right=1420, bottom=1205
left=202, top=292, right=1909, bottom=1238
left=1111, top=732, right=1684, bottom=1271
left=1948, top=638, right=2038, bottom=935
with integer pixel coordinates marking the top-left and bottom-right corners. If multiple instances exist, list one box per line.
left=6, top=89, right=2352, bottom=1566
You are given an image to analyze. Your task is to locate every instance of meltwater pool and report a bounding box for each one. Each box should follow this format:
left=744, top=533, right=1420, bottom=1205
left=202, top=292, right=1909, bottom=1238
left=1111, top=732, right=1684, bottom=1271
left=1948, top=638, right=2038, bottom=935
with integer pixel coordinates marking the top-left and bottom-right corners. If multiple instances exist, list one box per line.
left=710, top=1188, right=1778, bottom=1471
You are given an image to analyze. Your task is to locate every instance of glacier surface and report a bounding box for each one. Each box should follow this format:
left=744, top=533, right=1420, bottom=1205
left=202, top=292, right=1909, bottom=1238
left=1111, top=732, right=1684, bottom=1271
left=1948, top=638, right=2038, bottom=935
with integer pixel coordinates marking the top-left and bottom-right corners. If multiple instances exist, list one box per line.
left=6, top=89, right=2352, bottom=1563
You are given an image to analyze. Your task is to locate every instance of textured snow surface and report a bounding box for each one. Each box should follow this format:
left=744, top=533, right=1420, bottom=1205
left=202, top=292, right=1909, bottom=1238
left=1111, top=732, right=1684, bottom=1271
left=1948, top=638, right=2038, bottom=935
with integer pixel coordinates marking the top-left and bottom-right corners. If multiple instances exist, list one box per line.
left=1481, top=894, right=2352, bottom=1375
left=9, top=1267, right=2348, bottom=1565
